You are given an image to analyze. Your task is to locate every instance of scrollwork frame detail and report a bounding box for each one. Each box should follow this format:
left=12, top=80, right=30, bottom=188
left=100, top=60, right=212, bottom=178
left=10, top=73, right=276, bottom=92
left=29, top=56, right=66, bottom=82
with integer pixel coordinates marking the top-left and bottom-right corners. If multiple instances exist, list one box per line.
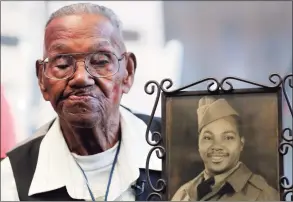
left=144, top=74, right=292, bottom=201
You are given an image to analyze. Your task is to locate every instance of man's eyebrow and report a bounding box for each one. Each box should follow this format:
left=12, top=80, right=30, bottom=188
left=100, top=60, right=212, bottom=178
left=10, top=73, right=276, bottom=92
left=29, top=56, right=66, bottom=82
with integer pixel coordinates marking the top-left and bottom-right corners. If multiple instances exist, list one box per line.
left=47, top=40, right=116, bottom=54
left=48, top=43, right=68, bottom=52
left=201, top=130, right=236, bottom=136
left=202, top=130, right=213, bottom=135
left=89, top=41, right=114, bottom=51
left=222, top=130, right=236, bottom=135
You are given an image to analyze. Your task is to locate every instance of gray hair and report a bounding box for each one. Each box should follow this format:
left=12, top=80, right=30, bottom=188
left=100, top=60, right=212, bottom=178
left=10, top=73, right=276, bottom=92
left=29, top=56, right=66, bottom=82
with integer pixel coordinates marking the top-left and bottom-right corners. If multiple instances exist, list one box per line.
left=46, top=3, right=124, bottom=41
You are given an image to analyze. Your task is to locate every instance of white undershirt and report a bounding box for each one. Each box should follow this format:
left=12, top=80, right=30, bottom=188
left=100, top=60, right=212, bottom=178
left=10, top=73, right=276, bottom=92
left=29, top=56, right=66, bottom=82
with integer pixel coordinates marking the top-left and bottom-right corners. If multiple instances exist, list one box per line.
left=71, top=142, right=135, bottom=201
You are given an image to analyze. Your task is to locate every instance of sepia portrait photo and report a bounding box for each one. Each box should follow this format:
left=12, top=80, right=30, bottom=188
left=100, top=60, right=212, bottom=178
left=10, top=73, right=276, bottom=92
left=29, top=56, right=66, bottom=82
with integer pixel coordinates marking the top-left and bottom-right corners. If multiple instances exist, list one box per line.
left=162, top=89, right=282, bottom=201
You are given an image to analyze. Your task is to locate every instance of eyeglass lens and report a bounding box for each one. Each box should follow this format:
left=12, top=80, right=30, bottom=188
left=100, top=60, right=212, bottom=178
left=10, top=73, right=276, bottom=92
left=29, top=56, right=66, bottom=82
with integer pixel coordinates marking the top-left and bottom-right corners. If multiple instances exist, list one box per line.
left=44, top=52, right=119, bottom=79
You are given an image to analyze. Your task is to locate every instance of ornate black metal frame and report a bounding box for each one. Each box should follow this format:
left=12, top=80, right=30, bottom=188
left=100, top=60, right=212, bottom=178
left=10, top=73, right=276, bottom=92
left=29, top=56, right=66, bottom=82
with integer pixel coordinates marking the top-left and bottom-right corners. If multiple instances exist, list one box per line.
left=144, top=73, right=292, bottom=201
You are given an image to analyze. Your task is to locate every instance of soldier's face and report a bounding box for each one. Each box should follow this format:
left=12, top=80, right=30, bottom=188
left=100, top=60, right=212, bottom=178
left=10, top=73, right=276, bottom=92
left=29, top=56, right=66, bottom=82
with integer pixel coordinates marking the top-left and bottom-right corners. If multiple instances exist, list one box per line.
left=198, top=116, right=244, bottom=175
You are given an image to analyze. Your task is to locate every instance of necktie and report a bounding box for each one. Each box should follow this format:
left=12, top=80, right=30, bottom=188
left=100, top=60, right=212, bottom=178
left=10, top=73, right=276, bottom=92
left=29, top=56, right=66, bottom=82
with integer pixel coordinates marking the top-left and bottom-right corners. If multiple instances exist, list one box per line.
left=197, top=177, right=215, bottom=200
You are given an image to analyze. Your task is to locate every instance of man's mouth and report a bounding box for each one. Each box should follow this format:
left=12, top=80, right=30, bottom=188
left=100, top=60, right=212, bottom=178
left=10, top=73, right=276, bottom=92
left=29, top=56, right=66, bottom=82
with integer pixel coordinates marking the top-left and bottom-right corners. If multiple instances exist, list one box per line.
left=62, top=90, right=97, bottom=102
left=211, top=156, right=225, bottom=163
left=68, top=94, right=94, bottom=101
left=208, top=153, right=229, bottom=163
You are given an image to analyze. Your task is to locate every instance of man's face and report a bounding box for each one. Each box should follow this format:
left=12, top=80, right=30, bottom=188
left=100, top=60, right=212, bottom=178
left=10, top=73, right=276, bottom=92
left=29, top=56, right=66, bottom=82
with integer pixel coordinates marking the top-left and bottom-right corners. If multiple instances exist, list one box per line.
left=37, top=14, right=135, bottom=128
left=198, top=116, right=244, bottom=175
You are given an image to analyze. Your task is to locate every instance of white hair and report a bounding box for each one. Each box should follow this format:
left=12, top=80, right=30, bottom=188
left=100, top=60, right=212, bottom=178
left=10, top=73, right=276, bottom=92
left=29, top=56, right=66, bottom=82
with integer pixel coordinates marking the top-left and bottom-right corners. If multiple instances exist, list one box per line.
left=46, top=3, right=124, bottom=40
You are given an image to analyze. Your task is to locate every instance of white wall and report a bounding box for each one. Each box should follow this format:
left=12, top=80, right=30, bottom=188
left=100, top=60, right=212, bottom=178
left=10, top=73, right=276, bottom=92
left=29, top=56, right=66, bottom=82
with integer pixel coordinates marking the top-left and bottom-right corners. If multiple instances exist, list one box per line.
left=1, top=1, right=47, bottom=142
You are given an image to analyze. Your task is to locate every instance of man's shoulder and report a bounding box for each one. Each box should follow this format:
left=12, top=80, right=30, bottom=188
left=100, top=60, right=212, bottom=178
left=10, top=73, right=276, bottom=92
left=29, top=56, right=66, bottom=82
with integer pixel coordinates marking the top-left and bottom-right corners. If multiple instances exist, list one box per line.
left=171, top=181, right=191, bottom=201
left=179, top=176, right=200, bottom=189
left=247, top=173, right=280, bottom=200
left=171, top=174, right=202, bottom=201
left=7, top=119, right=55, bottom=155
left=248, top=173, right=276, bottom=191
left=234, top=163, right=278, bottom=192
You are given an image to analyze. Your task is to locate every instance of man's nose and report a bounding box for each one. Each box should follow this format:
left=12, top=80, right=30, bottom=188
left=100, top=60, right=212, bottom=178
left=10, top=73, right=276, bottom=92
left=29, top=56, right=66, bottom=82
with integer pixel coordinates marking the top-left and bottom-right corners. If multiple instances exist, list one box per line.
left=211, top=146, right=223, bottom=151
left=68, top=61, right=95, bottom=87
left=210, top=139, right=224, bottom=151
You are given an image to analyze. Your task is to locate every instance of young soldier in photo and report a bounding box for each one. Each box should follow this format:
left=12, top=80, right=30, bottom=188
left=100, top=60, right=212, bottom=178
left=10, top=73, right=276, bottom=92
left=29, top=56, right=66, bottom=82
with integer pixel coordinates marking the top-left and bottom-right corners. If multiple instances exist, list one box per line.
left=172, top=96, right=279, bottom=201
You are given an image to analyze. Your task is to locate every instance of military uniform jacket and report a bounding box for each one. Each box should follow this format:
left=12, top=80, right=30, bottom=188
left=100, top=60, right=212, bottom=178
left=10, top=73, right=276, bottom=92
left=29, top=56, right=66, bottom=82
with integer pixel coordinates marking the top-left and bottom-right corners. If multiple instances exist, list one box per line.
left=172, top=163, right=280, bottom=201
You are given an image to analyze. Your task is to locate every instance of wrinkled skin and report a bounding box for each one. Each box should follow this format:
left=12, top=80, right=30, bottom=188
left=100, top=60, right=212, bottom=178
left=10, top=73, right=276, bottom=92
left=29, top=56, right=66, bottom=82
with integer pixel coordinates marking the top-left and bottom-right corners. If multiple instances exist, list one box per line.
left=36, top=14, right=136, bottom=155
left=198, top=116, right=245, bottom=176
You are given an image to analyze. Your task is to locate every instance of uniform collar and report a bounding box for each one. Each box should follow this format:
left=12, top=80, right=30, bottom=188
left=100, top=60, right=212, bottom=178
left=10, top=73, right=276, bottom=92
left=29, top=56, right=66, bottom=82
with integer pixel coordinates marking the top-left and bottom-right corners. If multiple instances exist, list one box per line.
left=225, top=163, right=252, bottom=193
left=203, top=162, right=241, bottom=187
left=185, top=162, right=252, bottom=200
left=28, top=107, right=161, bottom=199
left=198, top=163, right=253, bottom=201
left=185, top=171, right=205, bottom=200
left=202, top=162, right=252, bottom=193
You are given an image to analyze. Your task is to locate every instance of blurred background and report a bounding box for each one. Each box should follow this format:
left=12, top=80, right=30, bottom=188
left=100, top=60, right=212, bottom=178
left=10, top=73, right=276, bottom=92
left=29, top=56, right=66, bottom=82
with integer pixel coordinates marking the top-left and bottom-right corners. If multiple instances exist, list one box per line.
left=1, top=1, right=292, bottom=198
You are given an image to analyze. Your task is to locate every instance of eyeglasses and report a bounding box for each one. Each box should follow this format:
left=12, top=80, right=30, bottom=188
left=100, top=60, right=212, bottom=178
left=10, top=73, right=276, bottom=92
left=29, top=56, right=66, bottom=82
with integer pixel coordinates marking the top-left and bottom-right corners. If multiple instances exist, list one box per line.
left=40, top=51, right=126, bottom=80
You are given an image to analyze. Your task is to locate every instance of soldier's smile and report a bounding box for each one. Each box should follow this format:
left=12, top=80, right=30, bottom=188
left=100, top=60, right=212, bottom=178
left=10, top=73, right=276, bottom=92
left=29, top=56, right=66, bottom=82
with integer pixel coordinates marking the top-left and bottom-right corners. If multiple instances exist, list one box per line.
left=211, top=156, right=224, bottom=163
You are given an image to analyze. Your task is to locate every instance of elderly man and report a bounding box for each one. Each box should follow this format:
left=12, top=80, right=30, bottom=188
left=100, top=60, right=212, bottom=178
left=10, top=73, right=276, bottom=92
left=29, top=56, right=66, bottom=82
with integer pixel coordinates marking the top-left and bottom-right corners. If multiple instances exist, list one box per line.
left=172, top=96, right=279, bottom=201
left=1, top=3, right=161, bottom=201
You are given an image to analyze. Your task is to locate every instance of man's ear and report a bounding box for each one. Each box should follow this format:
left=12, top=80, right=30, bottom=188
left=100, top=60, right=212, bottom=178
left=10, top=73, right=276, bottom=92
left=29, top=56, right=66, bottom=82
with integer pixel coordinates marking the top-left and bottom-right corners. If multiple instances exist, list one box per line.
left=36, top=60, right=49, bottom=101
left=122, top=52, right=137, bottom=94
left=240, top=136, right=245, bottom=151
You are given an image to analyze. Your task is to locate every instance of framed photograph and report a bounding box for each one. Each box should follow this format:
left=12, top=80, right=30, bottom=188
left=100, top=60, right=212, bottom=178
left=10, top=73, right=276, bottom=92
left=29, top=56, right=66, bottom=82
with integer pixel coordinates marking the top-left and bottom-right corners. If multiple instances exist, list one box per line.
left=143, top=74, right=292, bottom=201
left=163, top=88, right=282, bottom=201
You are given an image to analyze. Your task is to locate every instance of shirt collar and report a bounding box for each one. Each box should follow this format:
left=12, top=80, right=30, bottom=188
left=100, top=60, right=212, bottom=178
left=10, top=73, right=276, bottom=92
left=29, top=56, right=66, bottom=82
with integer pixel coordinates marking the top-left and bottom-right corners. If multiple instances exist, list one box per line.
left=28, top=107, right=162, bottom=199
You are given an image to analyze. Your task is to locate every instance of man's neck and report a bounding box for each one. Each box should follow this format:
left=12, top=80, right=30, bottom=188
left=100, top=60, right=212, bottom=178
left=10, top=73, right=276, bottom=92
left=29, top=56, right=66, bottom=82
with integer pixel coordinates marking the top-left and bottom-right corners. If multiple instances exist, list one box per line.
left=60, top=112, right=121, bottom=156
